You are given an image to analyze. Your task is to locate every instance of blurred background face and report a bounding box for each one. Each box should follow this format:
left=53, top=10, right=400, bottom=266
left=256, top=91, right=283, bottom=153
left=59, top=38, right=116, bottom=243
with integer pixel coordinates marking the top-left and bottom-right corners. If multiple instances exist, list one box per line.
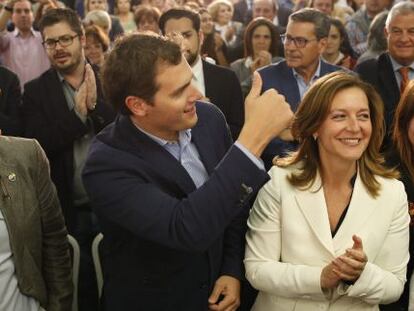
left=12, top=0, right=33, bottom=32
left=117, top=0, right=131, bottom=13
left=312, top=0, right=333, bottom=15
left=365, top=0, right=387, bottom=16
left=325, top=24, right=341, bottom=55
left=200, top=11, right=214, bottom=34
left=137, top=16, right=159, bottom=33
left=88, top=0, right=107, bottom=11
left=386, top=13, right=414, bottom=66
left=252, top=0, right=275, bottom=21
left=85, top=36, right=104, bottom=65
left=216, top=4, right=232, bottom=25
left=252, top=25, right=272, bottom=56
left=284, top=21, right=326, bottom=71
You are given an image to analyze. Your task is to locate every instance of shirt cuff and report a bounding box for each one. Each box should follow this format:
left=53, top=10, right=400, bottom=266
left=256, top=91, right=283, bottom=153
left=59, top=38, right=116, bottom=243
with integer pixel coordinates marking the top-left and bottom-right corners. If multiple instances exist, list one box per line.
left=234, top=141, right=265, bottom=171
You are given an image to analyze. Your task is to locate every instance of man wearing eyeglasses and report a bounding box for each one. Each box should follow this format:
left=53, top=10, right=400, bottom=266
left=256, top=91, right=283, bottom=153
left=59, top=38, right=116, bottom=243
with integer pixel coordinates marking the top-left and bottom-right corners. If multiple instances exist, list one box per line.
left=0, top=0, right=50, bottom=89
left=21, top=8, right=116, bottom=311
left=258, top=8, right=341, bottom=169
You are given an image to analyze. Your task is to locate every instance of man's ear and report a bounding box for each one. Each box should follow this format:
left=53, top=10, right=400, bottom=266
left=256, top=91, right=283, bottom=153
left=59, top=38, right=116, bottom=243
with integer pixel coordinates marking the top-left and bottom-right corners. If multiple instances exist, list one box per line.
left=198, top=30, right=204, bottom=47
left=125, top=96, right=150, bottom=116
left=80, top=34, right=86, bottom=48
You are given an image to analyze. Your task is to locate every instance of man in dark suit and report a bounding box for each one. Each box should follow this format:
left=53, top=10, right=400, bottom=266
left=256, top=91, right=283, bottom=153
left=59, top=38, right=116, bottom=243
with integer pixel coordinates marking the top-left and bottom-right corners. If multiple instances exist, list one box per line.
left=0, top=66, right=22, bottom=136
left=259, top=8, right=341, bottom=168
left=355, top=1, right=414, bottom=150
left=82, top=33, right=293, bottom=311
left=159, top=8, right=244, bottom=141
left=234, top=0, right=291, bottom=31
left=22, top=8, right=115, bottom=311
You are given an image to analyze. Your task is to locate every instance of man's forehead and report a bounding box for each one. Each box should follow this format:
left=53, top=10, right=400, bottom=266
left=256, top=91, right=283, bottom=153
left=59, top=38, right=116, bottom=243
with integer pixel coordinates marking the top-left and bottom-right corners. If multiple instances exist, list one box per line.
left=165, top=17, right=195, bottom=33
left=287, top=21, right=316, bottom=36
left=13, top=0, right=32, bottom=9
left=254, top=0, right=274, bottom=10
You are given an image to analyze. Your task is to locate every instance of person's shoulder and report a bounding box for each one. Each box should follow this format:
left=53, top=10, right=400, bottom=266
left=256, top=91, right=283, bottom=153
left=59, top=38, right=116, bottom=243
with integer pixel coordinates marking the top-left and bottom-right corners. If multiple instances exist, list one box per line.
left=196, top=100, right=226, bottom=122
left=24, top=67, right=56, bottom=90
left=355, top=53, right=385, bottom=72
left=0, top=136, right=39, bottom=163
left=258, top=60, right=288, bottom=76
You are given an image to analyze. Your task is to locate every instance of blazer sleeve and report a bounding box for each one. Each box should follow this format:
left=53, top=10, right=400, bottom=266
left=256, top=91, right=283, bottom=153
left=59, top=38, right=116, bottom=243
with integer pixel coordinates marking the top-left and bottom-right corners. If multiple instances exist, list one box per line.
left=244, top=167, right=327, bottom=300
left=32, top=140, right=73, bottom=311
left=337, top=180, right=410, bottom=305
left=83, top=142, right=269, bottom=254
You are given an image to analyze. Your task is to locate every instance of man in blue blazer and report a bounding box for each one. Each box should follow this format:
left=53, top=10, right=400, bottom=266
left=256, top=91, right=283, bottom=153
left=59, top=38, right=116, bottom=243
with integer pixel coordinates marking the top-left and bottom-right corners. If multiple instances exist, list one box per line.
left=259, top=8, right=341, bottom=169
left=82, top=34, right=294, bottom=311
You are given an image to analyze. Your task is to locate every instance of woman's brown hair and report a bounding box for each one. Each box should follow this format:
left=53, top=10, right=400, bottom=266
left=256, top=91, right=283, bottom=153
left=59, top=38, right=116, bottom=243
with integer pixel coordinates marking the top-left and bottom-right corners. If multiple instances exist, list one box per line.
left=277, top=71, right=398, bottom=197
left=393, top=80, right=414, bottom=182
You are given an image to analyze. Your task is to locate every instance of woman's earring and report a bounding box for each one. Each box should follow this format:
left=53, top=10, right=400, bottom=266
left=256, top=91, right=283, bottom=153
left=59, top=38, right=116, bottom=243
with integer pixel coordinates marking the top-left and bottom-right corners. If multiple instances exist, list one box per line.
left=313, top=134, right=318, bottom=141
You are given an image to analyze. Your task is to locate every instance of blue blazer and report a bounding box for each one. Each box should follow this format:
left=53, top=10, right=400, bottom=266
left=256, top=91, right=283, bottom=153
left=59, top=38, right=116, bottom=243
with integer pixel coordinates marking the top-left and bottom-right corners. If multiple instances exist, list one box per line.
left=82, top=102, right=269, bottom=310
left=258, top=60, right=341, bottom=169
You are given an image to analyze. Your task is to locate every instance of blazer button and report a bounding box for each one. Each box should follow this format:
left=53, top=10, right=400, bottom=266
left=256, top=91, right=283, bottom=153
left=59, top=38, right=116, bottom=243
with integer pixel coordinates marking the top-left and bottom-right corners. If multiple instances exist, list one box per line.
left=241, top=183, right=253, bottom=194
left=8, top=173, right=16, bottom=182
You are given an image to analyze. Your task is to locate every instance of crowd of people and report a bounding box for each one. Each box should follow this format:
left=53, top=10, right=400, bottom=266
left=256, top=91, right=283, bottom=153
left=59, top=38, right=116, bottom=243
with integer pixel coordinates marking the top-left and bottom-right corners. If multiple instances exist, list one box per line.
left=0, top=0, right=413, bottom=310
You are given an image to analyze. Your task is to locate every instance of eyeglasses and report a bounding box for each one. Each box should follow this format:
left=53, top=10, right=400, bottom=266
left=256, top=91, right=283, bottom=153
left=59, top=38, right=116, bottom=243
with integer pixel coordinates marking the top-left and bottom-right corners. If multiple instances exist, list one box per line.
left=43, top=34, right=79, bottom=49
left=280, top=34, right=318, bottom=48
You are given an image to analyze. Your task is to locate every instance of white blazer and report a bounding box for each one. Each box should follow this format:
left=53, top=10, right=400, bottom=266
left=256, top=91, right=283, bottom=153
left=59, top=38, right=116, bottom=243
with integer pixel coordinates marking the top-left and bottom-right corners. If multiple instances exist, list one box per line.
left=245, top=165, right=410, bottom=311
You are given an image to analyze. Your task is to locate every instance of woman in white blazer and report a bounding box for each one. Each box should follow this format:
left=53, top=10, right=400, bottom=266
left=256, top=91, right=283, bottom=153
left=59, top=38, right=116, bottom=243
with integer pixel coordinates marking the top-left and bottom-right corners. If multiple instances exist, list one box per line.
left=245, top=72, right=410, bottom=311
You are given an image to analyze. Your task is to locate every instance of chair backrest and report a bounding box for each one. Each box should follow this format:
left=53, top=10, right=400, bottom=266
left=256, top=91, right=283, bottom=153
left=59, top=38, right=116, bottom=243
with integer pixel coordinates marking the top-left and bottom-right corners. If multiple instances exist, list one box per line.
left=67, top=234, right=80, bottom=311
left=92, top=233, right=104, bottom=299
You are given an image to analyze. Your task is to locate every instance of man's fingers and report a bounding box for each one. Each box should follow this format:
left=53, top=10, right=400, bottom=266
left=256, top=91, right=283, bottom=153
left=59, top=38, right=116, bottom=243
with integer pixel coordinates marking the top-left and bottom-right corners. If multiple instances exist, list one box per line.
left=247, top=71, right=262, bottom=100
left=208, top=284, right=223, bottom=304
left=352, top=235, right=363, bottom=250
left=209, top=294, right=238, bottom=311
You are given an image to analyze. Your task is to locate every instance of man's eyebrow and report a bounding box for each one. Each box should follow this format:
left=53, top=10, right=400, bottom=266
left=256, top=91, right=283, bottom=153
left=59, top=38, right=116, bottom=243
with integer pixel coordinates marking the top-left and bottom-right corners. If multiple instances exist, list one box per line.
left=170, top=80, right=191, bottom=97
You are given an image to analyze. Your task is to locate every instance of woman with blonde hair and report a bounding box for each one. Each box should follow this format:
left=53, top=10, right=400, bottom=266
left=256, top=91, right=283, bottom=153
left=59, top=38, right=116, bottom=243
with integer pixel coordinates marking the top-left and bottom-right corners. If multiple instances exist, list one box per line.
left=208, top=0, right=244, bottom=62
left=245, top=71, right=410, bottom=310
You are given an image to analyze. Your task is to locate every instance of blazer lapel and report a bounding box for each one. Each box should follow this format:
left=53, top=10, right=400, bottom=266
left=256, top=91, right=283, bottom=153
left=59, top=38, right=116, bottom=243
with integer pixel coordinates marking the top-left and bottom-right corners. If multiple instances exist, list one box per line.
left=280, top=64, right=301, bottom=111
left=294, top=174, right=335, bottom=256
left=191, top=105, right=216, bottom=175
left=109, top=115, right=197, bottom=195
left=332, top=173, right=376, bottom=248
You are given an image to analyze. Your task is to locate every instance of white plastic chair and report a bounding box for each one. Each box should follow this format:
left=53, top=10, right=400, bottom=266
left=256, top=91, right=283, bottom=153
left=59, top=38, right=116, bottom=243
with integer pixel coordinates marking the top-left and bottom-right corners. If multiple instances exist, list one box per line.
left=92, top=233, right=104, bottom=299
left=67, top=234, right=80, bottom=311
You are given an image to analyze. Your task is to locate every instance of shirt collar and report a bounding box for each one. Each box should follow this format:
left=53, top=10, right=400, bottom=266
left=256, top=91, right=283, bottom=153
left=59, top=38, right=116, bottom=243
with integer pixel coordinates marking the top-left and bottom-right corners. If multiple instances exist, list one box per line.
left=292, top=59, right=322, bottom=81
left=12, top=27, right=36, bottom=37
left=192, top=56, right=203, bottom=80
left=389, top=54, right=414, bottom=72
left=133, top=121, right=192, bottom=147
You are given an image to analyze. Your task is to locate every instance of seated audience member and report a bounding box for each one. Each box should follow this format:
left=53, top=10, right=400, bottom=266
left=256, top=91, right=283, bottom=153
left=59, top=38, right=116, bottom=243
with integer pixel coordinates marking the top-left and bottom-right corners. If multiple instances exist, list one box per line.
left=323, top=17, right=356, bottom=69
left=208, top=0, right=244, bottom=62
left=231, top=17, right=282, bottom=97
left=84, top=0, right=124, bottom=40
left=0, top=0, right=50, bottom=89
left=245, top=72, right=410, bottom=310
left=259, top=8, right=341, bottom=169
left=22, top=8, right=116, bottom=311
left=345, top=0, right=388, bottom=57
left=356, top=10, right=387, bottom=65
left=84, top=9, right=112, bottom=35
left=0, top=66, right=22, bottom=136
left=0, top=136, right=73, bottom=311
left=355, top=2, right=414, bottom=151
left=310, top=0, right=353, bottom=23
left=114, top=0, right=136, bottom=32
left=384, top=80, right=414, bottom=311
left=159, top=7, right=245, bottom=140
left=199, top=7, right=229, bottom=66
left=85, top=24, right=110, bottom=66
left=33, top=0, right=59, bottom=30
left=82, top=32, right=293, bottom=311
left=133, top=4, right=160, bottom=33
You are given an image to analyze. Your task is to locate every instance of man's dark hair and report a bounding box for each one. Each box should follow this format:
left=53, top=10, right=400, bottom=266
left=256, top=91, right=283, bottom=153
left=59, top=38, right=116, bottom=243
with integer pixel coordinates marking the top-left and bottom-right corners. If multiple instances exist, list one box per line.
left=159, top=8, right=201, bottom=34
left=289, top=8, right=330, bottom=39
left=101, top=33, right=182, bottom=115
left=38, top=8, right=84, bottom=36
